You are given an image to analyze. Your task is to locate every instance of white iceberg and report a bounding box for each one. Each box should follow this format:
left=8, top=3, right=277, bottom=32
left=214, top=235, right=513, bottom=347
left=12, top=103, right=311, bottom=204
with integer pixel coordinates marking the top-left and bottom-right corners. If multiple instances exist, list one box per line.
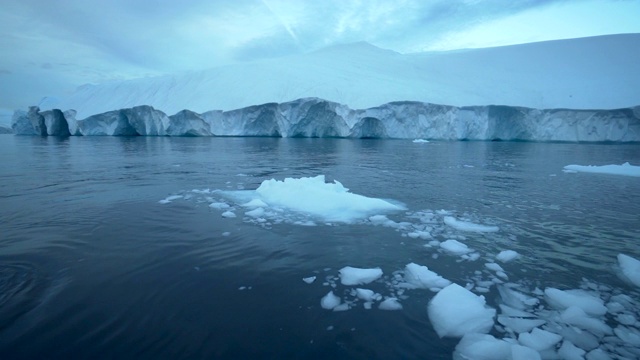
left=251, top=176, right=404, bottom=223
left=563, top=162, right=640, bottom=177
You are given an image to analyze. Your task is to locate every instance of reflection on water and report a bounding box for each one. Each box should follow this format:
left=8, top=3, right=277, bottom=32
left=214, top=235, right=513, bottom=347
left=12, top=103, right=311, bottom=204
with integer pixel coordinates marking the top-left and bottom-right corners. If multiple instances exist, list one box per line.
left=0, top=135, right=639, bottom=359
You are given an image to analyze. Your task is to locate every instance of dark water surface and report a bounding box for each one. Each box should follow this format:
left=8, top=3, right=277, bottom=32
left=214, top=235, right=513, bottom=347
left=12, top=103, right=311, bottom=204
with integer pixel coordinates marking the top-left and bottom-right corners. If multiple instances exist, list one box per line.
left=0, top=135, right=639, bottom=359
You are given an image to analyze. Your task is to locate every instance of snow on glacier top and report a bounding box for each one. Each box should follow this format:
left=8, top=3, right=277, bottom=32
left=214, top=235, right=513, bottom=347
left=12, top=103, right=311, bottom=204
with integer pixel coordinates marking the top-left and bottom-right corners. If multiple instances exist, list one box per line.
left=38, top=34, right=640, bottom=119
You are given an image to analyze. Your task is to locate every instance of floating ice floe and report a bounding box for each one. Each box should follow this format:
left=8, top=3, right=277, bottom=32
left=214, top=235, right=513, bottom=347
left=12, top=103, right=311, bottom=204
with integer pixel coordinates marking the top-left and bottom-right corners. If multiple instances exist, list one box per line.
left=544, top=288, right=607, bottom=316
left=412, top=139, right=430, bottom=143
left=158, top=195, right=183, bottom=204
left=428, top=283, right=496, bottom=338
left=209, top=202, right=230, bottom=209
left=440, top=239, right=473, bottom=255
left=563, top=162, right=640, bottom=177
left=518, top=328, right=563, bottom=351
left=302, top=276, right=316, bottom=284
left=453, top=333, right=533, bottom=360
left=320, top=291, right=341, bottom=310
left=221, top=211, right=236, bottom=218
left=355, top=288, right=375, bottom=301
left=379, top=298, right=403, bottom=310
left=219, top=176, right=404, bottom=223
left=496, top=250, right=519, bottom=262
left=617, top=253, right=640, bottom=287
left=339, top=266, right=383, bottom=285
left=401, top=263, right=451, bottom=291
left=444, top=216, right=499, bottom=232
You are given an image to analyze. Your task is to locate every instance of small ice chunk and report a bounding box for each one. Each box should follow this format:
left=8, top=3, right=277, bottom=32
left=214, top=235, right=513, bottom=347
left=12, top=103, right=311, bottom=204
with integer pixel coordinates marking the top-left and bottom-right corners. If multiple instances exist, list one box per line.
left=209, top=202, right=230, bottom=209
left=558, top=340, right=586, bottom=360
left=485, top=262, right=505, bottom=272
left=497, top=250, right=519, bottom=262
left=159, top=195, right=183, bottom=204
left=412, top=139, right=429, bottom=143
left=544, top=288, right=607, bottom=316
left=402, top=263, right=451, bottom=290
left=453, top=334, right=511, bottom=360
left=518, top=328, right=563, bottom=351
left=242, top=199, right=268, bottom=208
left=498, top=285, right=539, bottom=310
left=560, top=306, right=612, bottom=336
left=355, top=288, right=375, bottom=302
left=499, top=304, right=535, bottom=318
left=363, top=302, right=372, bottom=310
left=427, top=283, right=496, bottom=338
left=320, top=291, right=341, bottom=310
left=245, top=207, right=265, bottom=218
left=615, top=313, right=636, bottom=326
left=339, top=266, right=383, bottom=285
left=221, top=211, right=236, bottom=218
left=614, top=325, right=640, bottom=346
left=333, top=303, right=350, bottom=312
left=369, top=214, right=390, bottom=225
left=444, top=216, right=499, bottom=232
left=497, top=316, right=546, bottom=334
left=440, top=239, right=472, bottom=255
left=379, top=298, right=403, bottom=310
left=585, top=348, right=613, bottom=360
left=617, top=253, right=640, bottom=287
left=511, top=344, right=541, bottom=360
left=303, top=276, right=316, bottom=284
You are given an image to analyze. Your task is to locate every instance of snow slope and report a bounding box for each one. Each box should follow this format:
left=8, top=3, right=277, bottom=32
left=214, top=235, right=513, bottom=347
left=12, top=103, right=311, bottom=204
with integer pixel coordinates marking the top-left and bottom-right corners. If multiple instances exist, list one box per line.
left=38, top=34, right=640, bottom=119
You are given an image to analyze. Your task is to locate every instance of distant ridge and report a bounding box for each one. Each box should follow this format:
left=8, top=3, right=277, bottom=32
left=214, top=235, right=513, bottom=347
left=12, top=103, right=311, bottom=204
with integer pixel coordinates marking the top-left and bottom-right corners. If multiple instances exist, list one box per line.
left=38, top=34, right=640, bottom=119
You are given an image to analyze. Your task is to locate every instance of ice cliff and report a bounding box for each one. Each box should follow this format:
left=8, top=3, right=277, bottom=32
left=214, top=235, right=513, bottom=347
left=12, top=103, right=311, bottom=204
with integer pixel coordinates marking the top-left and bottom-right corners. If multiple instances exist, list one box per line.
left=12, top=98, right=640, bottom=142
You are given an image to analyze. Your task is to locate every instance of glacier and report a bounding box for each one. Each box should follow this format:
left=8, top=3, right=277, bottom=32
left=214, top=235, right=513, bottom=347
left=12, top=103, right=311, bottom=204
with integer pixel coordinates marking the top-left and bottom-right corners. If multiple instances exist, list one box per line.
left=11, top=98, right=640, bottom=142
left=35, top=35, right=640, bottom=119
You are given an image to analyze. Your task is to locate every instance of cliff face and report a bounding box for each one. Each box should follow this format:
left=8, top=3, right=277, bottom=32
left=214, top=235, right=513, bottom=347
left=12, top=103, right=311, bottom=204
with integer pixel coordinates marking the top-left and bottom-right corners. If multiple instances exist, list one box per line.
left=12, top=98, right=640, bottom=142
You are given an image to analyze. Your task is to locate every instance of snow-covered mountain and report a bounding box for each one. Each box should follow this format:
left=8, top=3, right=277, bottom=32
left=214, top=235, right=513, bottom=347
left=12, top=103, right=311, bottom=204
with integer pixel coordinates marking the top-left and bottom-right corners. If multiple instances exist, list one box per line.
left=38, top=34, right=640, bottom=120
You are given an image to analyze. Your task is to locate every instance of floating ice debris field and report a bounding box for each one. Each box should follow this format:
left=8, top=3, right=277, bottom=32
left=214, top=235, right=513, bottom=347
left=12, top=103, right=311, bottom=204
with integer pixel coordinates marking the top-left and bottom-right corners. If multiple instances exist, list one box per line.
left=563, top=162, right=640, bottom=177
left=159, top=174, right=640, bottom=359
left=444, top=216, right=499, bottom=232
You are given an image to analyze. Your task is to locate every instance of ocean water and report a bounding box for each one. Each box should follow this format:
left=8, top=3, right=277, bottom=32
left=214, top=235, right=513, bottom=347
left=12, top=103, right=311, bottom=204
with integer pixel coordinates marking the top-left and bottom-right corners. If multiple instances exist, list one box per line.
left=0, top=135, right=639, bottom=359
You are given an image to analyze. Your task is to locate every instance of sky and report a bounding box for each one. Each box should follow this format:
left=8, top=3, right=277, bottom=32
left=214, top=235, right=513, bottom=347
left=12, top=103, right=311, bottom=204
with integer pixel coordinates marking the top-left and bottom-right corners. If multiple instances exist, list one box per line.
left=1, top=0, right=639, bottom=112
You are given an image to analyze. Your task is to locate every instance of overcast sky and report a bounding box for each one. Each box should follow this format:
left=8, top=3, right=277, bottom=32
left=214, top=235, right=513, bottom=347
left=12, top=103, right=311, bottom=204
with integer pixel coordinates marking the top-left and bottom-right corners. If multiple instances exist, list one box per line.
left=1, top=0, right=639, bottom=111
